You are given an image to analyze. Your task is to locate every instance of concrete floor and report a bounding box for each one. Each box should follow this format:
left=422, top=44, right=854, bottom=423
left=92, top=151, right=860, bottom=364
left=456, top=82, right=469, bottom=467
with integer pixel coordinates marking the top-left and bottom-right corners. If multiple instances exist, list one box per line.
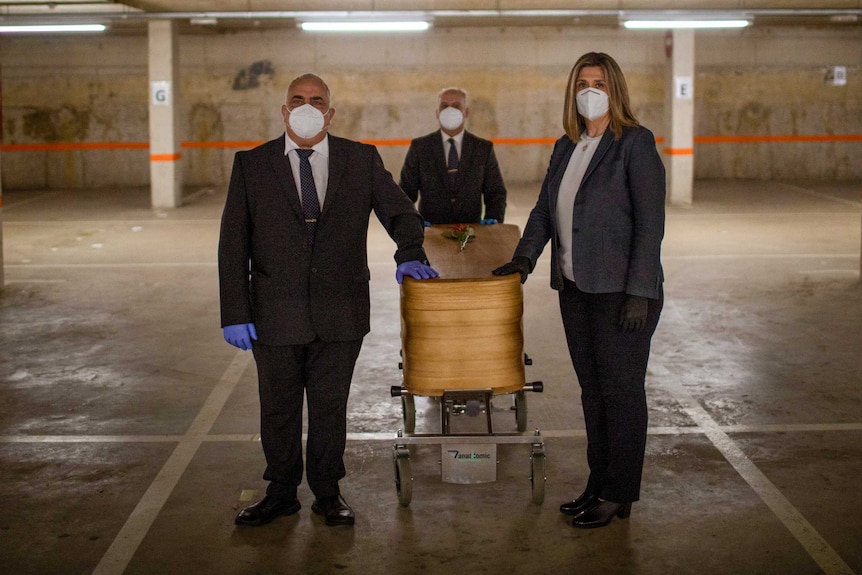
left=0, top=179, right=860, bottom=575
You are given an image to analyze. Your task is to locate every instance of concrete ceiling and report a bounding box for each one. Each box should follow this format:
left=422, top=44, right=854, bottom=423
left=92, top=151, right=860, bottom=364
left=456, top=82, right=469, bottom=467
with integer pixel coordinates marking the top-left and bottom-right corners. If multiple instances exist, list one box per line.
left=0, top=1, right=859, bottom=34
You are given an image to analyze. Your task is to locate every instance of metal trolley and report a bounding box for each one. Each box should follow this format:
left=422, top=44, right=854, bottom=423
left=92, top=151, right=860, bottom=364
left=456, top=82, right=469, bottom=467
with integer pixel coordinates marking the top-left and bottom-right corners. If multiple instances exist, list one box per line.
left=389, top=224, right=547, bottom=507
left=390, top=377, right=546, bottom=507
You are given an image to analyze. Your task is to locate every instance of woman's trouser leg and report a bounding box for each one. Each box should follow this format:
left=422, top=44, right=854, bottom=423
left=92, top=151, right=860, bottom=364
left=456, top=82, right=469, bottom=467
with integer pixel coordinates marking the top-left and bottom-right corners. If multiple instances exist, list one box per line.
left=560, top=281, right=662, bottom=502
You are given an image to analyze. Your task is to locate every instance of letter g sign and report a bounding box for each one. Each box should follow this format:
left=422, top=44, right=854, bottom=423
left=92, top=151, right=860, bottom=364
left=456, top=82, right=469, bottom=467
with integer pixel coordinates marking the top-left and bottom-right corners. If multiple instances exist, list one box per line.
left=151, top=81, right=171, bottom=106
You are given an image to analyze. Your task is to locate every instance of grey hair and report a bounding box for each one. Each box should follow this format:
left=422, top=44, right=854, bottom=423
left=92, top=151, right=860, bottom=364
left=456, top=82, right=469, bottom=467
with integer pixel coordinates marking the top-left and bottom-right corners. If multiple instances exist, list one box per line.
left=437, top=87, right=468, bottom=106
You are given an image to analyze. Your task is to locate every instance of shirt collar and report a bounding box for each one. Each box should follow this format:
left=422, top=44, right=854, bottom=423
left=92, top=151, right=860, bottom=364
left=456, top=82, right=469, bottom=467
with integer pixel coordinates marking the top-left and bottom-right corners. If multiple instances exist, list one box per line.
left=440, top=129, right=465, bottom=146
left=284, top=133, right=330, bottom=159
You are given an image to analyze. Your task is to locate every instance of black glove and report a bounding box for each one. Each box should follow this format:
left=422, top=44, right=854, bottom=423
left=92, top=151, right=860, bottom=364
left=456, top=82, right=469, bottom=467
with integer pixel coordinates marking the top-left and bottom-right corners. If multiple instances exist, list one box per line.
left=619, top=295, right=649, bottom=332
left=492, top=256, right=532, bottom=284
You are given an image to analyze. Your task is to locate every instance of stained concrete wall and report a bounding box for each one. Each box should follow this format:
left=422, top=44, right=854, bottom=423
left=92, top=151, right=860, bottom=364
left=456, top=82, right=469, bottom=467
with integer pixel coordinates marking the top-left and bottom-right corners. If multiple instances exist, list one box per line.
left=0, top=25, right=859, bottom=190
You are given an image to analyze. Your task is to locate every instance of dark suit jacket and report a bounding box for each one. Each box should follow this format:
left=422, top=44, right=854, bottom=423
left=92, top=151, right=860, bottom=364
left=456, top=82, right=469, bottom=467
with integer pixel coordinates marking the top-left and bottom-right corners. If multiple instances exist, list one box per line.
left=399, top=130, right=507, bottom=224
left=218, top=134, right=428, bottom=345
left=514, top=126, right=665, bottom=299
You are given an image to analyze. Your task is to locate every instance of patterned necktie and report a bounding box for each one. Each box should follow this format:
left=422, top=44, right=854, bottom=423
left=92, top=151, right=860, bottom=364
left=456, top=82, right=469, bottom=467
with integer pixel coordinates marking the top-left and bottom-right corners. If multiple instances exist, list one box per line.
left=295, top=148, right=320, bottom=248
left=447, top=137, right=459, bottom=172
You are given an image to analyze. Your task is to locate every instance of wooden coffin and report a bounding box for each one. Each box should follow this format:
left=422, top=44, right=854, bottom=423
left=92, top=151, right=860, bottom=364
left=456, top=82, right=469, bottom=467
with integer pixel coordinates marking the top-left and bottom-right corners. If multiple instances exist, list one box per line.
left=400, top=223, right=525, bottom=396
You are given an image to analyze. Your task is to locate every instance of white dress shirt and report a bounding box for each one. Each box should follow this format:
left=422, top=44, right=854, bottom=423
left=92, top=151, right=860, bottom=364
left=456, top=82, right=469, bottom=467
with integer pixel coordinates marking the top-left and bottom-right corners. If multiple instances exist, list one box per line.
left=284, top=133, right=329, bottom=209
left=440, top=129, right=464, bottom=161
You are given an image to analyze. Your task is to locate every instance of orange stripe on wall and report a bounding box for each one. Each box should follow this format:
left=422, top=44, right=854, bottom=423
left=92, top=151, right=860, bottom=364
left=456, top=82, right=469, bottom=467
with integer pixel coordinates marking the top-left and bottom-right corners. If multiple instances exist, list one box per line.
left=695, top=134, right=862, bottom=144
left=0, top=134, right=858, bottom=153
left=182, top=140, right=265, bottom=149
left=360, top=138, right=413, bottom=147
left=664, top=147, right=694, bottom=156
left=360, top=138, right=561, bottom=146
left=491, top=137, right=559, bottom=146
left=150, top=153, right=182, bottom=162
left=2, top=142, right=149, bottom=152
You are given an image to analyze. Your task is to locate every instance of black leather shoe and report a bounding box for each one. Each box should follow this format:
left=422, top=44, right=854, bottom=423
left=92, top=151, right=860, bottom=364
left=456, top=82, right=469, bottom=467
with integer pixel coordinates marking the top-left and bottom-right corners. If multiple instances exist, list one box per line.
left=571, top=500, right=631, bottom=529
left=560, top=492, right=598, bottom=516
left=312, top=494, right=355, bottom=526
left=235, top=495, right=301, bottom=526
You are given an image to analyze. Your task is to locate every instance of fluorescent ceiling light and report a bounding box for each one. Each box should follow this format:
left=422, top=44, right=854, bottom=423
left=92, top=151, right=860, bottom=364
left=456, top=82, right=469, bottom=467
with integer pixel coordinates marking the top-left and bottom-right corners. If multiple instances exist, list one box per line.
left=0, top=24, right=107, bottom=33
left=301, top=21, right=429, bottom=32
left=624, top=19, right=749, bottom=29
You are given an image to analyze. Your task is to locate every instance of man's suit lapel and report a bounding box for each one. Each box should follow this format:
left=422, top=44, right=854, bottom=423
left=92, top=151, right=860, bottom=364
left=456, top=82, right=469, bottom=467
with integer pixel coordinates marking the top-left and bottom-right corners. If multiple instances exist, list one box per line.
left=455, top=131, right=475, bottom=189
left=432, top=130, right=446, bottom=174
left=323, top=135, right=347, bottom=216
left=267, top=136, right=304, bottom=221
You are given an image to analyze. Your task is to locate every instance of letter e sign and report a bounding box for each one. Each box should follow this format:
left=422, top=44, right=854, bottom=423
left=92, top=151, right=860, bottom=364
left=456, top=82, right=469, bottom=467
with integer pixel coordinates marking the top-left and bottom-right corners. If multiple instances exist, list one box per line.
left=675, top=76, right=693, bottom=100
left=151, top=81, right=171, bottom=106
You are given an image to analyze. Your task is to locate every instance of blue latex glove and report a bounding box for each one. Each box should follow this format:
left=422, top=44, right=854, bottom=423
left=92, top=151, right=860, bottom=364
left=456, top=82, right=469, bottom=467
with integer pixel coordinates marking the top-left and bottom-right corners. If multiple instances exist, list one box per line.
left=223, top=323, right=258, bottom=351
left=423, top=220, right=432, bottom=227
left=396, top=260, right=439, bottom=284
left=480, top=218, right=498, bottom=225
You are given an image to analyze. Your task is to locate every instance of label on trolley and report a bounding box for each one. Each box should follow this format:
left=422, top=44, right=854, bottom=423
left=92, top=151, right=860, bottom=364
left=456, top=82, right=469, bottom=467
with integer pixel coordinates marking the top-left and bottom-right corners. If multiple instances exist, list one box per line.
left=441, top=444, right=497, bottom=484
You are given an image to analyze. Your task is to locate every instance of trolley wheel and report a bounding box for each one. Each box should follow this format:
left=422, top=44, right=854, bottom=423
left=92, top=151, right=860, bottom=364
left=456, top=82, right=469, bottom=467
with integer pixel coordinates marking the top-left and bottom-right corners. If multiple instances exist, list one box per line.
left=514, top=390, right=527, bottom=432
left=393, top=447, right=413, bottom=507
left=530, top=448, right=546, bottom=504
left=401, top=394, right=416, bottom=434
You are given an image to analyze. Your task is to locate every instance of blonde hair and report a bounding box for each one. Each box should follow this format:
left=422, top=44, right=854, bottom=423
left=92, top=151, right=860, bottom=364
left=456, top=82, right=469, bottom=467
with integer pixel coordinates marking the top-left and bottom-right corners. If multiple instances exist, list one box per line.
left=562, top=52, right=639, bottom=142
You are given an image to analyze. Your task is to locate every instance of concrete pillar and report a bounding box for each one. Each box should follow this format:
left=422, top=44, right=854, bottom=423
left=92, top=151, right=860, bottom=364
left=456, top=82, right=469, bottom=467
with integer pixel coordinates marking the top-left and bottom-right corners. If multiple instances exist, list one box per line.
left=0, top=151, right=4, bottom=292
left=664, top=29, right=695, bottom=206
left=148, top=19, right=183, bottom=208
left=1, top=65, right=4, bottom=290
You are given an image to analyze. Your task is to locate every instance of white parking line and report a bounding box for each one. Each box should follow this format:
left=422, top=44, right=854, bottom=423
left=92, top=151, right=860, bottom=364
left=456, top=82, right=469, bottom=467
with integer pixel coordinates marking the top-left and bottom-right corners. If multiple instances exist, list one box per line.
left=1, top=356, right=857, bottom=575
left=651, top=363, right=856, bottom=575
left=90, top=352, right=252, bottom=575
left=3, top=422, right=861, bottom=445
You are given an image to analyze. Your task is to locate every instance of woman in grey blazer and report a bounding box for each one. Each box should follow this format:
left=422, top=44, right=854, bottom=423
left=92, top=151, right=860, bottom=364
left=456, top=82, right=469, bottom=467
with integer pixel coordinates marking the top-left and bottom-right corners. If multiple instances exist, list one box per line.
left=494, top=52, right=665, bottom=528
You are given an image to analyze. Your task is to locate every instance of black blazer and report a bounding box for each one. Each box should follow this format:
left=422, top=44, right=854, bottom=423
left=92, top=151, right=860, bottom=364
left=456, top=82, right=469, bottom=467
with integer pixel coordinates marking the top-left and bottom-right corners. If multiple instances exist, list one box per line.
left=399, top=130, right=507, bottom=224
left=218, top=134, right=428, bottom=345
left=514, top=126, right=665, bottom=299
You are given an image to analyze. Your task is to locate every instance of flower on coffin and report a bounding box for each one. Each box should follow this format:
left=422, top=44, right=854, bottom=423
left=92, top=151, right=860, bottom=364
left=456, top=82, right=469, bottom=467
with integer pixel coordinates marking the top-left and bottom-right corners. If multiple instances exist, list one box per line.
left=442, top=224, right=476, bottom=252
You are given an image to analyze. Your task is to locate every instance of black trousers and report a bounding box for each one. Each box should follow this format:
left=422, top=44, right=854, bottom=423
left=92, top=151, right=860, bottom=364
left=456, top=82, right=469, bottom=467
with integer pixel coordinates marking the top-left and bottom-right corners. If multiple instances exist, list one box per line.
left=559, top=278, right=663, bottom=503
left=251, top=338, right=363, bottom=500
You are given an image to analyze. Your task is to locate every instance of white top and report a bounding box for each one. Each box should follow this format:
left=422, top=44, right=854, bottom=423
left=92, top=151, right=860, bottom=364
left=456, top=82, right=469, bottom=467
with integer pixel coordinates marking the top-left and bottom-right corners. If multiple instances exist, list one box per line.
left=556, top=133, right=602, bottom=282
left=284, top=133, right=329, bottom=209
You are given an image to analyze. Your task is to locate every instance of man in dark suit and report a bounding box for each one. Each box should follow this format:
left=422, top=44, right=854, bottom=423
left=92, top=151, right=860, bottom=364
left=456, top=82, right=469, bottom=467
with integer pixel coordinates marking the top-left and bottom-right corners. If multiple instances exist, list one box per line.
left=218, top=73, right=437, bottom=528
left=399, top=87, right=507, bottom=225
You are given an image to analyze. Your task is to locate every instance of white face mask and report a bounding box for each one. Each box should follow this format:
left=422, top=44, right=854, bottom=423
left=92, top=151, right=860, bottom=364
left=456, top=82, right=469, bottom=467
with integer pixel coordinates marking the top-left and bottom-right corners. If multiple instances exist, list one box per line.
left=438, top=107, right=464, bottom=131
left=288, top=104, right=327, bottom=139
left=576, top=88, right=609, bottom=121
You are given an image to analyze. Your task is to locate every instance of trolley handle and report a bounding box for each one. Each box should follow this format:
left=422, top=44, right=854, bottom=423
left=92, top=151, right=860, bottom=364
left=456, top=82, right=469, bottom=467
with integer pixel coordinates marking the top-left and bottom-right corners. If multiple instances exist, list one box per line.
left=524, top=381, right=543, bottom=393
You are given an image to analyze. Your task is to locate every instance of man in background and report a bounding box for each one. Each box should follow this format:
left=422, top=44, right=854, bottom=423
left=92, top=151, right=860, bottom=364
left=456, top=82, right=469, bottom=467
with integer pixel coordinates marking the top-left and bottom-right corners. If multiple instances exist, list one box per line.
left=400, top=87, right=507, bottom=225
